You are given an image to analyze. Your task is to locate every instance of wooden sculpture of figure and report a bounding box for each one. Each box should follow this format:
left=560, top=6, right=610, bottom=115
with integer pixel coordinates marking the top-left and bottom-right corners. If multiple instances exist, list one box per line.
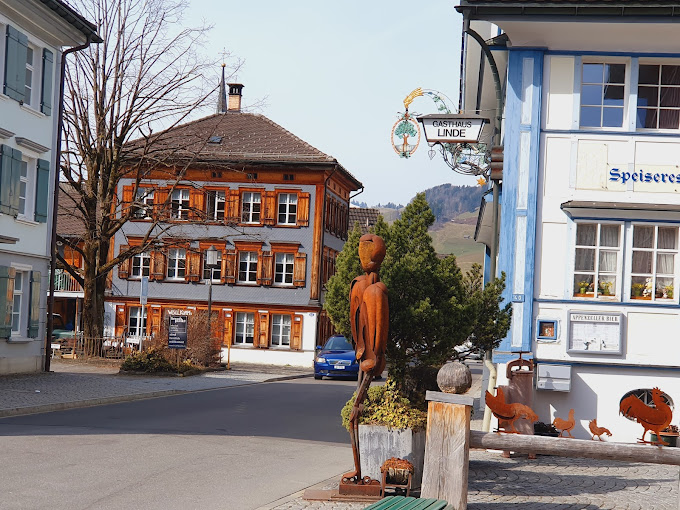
left=589, top=419, right=612, bottom=441
left=485, top=386, right=538, bottom=434
left=553, top=409, right=576, bottom=438
left=620, top=387, right=673, bottom=445
left=342, top=234, right=389, bottom=488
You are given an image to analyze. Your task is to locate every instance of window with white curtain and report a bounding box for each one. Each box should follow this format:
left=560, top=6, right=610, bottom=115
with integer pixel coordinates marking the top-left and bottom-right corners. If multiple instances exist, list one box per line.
left=630, top=225, right=677, bottom=301
left=234, top=312, right=254, bottom=344
left=271, top=314, right=291, bottom=346
left=573, top=223, right=621, bottom=298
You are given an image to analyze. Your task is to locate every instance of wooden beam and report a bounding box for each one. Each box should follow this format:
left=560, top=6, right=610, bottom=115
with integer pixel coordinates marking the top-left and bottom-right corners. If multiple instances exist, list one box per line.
left=470, top=430, right=680, bottom=466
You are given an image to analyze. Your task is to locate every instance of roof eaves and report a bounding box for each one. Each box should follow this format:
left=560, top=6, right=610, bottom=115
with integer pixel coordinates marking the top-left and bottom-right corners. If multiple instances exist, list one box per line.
left=38, top=0, right=103, bottom=43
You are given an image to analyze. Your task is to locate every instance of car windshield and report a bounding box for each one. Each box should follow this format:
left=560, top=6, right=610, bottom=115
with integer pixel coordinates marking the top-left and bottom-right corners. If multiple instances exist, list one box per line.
left=324, top=336, right=353, bottom=351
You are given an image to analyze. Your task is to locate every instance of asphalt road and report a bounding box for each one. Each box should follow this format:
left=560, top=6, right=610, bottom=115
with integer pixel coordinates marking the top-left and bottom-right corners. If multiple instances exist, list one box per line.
left=0, top=378, right=358, bottom=510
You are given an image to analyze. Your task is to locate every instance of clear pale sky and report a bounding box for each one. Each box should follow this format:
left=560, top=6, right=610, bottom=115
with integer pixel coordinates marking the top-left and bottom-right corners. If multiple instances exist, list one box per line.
left=186, top=0, right=473, bottom=206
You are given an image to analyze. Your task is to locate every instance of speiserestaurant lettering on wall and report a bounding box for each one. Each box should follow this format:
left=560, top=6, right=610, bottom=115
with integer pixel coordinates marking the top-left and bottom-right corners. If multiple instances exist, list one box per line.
left=610, top=168, right=680, bottom=185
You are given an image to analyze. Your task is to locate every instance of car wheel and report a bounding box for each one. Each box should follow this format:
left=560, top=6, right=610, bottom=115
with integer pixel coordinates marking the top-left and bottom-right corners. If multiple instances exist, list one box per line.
left=314, top=374, right=323, bottom=380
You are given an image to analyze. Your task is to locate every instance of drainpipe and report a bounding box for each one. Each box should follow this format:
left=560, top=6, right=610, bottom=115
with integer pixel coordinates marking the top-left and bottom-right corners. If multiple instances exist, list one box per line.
left=45, top=35, right=95, bottom=372
left=463, top=18, right=505, bottom=433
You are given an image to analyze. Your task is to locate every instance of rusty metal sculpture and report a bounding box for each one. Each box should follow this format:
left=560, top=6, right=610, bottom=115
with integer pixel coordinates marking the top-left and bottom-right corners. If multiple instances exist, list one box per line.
left=589, top=419, right=612, bottom=441
left=485, top=386, right=538, bottom=434
left=340, top=234, right=388, bottom=497
left=620, top=387, right=673, bottom=446
left=553, top=409, right=576, bottom=438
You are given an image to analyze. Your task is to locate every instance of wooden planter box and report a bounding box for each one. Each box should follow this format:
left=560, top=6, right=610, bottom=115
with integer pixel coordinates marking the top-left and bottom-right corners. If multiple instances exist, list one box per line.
left=359, top=425, right=426, bottom=488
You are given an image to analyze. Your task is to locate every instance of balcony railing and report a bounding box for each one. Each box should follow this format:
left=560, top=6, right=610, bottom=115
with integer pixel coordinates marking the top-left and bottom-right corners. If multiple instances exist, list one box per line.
left=53, top=269, right=83, bottom=293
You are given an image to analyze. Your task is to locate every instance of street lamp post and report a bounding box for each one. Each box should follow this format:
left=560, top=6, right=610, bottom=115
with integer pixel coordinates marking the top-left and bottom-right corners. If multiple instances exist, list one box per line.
left=205, top=245, right=219, bottom=341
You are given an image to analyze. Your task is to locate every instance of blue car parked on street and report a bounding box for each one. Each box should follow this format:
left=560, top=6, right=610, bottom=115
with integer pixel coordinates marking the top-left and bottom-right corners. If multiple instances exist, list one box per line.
left=314, top=334, right=359, bottom=380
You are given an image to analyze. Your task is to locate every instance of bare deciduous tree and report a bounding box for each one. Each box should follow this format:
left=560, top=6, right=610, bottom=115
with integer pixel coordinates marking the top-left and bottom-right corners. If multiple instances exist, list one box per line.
left=58, top=0, right=241, bottom=339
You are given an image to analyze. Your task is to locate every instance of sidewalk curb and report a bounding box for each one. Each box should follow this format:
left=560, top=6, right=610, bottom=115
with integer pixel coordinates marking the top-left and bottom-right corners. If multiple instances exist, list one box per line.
left=264, top=373, right=314, bottom=383
left=254, top=471, right=350, bottom=510
left=0, top=389, right=184, bottom=418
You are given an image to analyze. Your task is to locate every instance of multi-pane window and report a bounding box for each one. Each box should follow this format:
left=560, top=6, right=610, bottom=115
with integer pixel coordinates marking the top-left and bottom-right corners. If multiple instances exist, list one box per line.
left=167, top=249, right=186, bottom=279
left=24, top=46, right=34, bottom=106
left=128, top=306, right=147, bottom=337
left=18, top=161, right=28, bottom=216
left=235, top=312, right=255, bottom=344
left=206, top=190, right=226, bottom=221
left=171, top=189, right=190, bottom=220
left=241, top=192, right=261, bottom=223
left=278, top=193, right=297, bottom=225
left=271, top=314, right=291, bottom=347
left=11, top=271, right=22, bottom=333
left=637, top=64, right=680, bottom=129
left=131, top=251, right=150, bottom=278
left=238, top=251, right=258, bottom=283
left=580, top=63, right=626, bottom=128
left=630, top=225, right=677, bottom=301
left=274, top=253, right=294, bottom=285
left=134, top=188, right=154, bottom=219
left=203, top=250, right=222, bottom=281
left=573, top=223, right=621, bottom=298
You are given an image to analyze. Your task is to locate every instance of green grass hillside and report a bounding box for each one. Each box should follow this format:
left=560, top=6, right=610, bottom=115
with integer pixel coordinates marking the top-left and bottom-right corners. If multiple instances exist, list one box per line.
left=429, top=210, right=484, bottom=274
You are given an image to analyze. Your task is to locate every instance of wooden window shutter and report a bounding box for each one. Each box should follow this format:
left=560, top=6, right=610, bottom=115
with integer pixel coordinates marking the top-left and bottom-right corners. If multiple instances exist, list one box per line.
left=28, top=271, right=41, bottom=338
left=0, top=144, right=21, bottom=216
left=0, top=266, right=15, bottom=339
left=224, top=250, right=236, bottom=284
left=34, top=159, right=50, bottom=222
left=227, top=189, right=240, bottom=224
left=296, top=192, right=310, bottom=227
left=150, top=307, right=161, bottom=336
left=3, top=26, right=27, bottom=102
left=150, top=249, right=166, bottom=281
left=117, top=244, right=130, bottom=279
left=186, top=251, right=201, bottom=282
left=293, top=252, right=307, bottom=287
left=263, top=190, right=276, bottom=225
left=114, top=305, right=126, bottom=338
left=290, top=315, right=303, bottom=350
left=40, top=48, right=54, bottom=115
left=223, top=312, right=233, bottom=346
left=155, top=188, right=169, bottom=220
left=258, top=311, right=270, bottom=348
left=260, top=251, right=273, bottom=286
left=189, top=189, right=205, bottom=220
left=122, top=185, right=134, bottom=217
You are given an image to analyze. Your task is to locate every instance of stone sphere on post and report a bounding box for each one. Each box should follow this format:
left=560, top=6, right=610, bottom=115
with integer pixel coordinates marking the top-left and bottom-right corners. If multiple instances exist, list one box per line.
left=437, top=360, right=472, bottom=394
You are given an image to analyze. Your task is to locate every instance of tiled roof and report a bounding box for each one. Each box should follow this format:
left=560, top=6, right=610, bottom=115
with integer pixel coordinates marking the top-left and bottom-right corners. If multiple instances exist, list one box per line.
left=125, top=112, right=362, bottom=189
left=349, top=208, right=380, bottom=234
left=57, top=186, right=87, bottom=238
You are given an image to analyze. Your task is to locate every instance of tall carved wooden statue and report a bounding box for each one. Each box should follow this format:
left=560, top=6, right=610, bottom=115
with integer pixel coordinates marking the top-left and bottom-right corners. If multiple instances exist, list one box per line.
left=341, top=234, right=388, bottom=494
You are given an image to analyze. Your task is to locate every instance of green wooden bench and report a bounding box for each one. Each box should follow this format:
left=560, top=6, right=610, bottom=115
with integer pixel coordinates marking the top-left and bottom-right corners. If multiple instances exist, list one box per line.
left=364, top=496, right=449, bottom=509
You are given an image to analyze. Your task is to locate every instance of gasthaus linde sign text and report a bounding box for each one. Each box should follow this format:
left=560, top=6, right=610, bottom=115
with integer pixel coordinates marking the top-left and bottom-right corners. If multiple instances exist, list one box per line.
left=417, top=115, right=487, bottom=144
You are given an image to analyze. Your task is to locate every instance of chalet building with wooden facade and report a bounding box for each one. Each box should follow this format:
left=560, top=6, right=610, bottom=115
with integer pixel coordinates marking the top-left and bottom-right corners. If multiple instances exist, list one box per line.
left=0, top=0, right=99, bottom=373
left=106, top=83, right=361, bottom=367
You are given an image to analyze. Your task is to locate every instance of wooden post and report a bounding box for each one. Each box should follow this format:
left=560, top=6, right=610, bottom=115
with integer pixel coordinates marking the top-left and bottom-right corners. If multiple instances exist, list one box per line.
left=421, top=391, right=473, bottom=510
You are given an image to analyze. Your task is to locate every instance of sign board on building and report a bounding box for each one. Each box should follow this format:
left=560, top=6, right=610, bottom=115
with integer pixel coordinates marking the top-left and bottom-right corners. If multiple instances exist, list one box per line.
left=168, top=315, right=188, bottom=349
left=568, top=312, right=623, bottom=355
left=417, top=114, right=489, bottom=144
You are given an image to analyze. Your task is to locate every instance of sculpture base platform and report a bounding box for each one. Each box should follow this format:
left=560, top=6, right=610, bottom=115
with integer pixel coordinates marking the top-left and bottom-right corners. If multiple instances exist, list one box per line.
left=338, top=478, right=382, bottom=497
left=303, top=488, right=382, bottom=503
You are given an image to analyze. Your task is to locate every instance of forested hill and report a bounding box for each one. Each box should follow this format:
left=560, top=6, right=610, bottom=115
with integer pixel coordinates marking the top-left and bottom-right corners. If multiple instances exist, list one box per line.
left=423, top=184, right=484, bottom=224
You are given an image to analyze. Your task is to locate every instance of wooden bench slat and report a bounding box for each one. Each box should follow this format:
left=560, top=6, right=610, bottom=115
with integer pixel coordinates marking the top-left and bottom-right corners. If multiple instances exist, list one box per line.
left=363, top=496, right=449, bottom=509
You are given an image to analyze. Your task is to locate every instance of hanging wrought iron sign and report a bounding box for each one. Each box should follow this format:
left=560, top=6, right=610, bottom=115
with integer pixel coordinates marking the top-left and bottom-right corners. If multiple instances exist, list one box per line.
left=417, top=114, right=489, bottom=144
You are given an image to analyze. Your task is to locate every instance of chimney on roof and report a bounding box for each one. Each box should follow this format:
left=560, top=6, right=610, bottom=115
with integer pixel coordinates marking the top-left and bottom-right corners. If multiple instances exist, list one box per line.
left=228, top=83, right=244, bottom=112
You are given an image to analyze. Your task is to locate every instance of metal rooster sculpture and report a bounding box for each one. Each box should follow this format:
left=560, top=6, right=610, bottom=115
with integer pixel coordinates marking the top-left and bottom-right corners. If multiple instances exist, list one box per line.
left=589, top=419, right=612, bottom=441
left=485, top=386, right=538, bottom=433
left=553, top=409, right=576, bottom=438
left=341, top=234, right=388, bottom=493
left=620, top=387, right=673, bottom=446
